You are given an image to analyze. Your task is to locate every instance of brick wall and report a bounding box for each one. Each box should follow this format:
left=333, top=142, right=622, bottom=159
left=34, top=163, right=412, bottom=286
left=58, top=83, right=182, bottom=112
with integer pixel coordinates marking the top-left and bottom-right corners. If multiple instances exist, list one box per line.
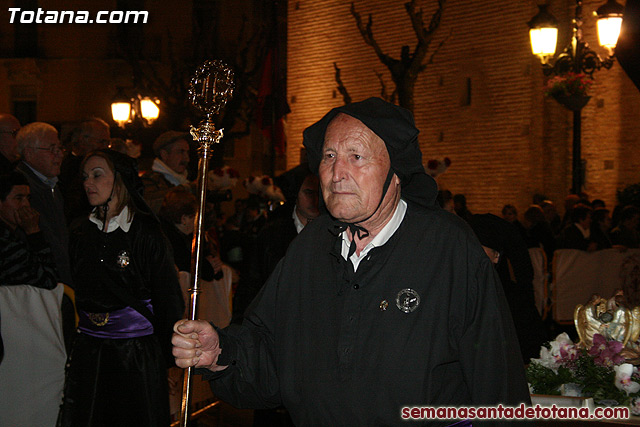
left=287, top=0, right=640, bottom=216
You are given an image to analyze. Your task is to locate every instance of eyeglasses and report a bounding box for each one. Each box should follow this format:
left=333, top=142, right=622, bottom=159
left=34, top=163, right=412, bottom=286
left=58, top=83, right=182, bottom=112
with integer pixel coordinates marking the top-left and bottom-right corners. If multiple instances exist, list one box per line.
left=33, top=145, right=64, bottom=155
left=0, top=129, right=19, bottom=137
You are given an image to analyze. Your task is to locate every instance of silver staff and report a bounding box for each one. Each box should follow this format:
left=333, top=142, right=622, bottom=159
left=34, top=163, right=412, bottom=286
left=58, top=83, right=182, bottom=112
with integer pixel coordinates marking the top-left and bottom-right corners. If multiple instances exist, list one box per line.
left=180, top=60, right=234, bottom=427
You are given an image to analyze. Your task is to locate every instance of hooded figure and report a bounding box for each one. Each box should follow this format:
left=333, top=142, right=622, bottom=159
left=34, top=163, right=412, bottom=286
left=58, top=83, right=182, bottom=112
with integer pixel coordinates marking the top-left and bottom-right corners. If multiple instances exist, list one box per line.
left=303, top=97, right=438, bottom=211
left=173, top=97, right=530, bottom=426
left=468, top=213, right=549, bottom=362
left=59, top=149, right=184, bottom=427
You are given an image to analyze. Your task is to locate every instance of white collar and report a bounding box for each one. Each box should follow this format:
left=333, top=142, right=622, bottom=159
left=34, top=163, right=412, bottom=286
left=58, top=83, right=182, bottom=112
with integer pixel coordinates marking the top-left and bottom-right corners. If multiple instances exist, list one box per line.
left=89, top=205, right=134, bottom=233
left=292, top=206, right=305, bottom=234
left=341, top=199, right=407, bottom=271
left=152, top=158, right=189, bottom=187
left=574, top=222, right=590, bottom=239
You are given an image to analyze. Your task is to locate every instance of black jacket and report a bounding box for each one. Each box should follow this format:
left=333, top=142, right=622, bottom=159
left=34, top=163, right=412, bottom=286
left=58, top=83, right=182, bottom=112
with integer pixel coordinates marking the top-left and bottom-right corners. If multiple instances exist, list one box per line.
left=201, top=202, right=530, bottom=426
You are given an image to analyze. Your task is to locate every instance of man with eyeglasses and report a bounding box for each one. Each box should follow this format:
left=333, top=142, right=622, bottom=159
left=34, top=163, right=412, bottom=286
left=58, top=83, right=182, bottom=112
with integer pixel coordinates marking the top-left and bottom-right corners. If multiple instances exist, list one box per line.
left=59, top=118, right=111, bottom=224
left=15, top=122, right=75, bottom=352
left=0, top=113, right=21, bottom=174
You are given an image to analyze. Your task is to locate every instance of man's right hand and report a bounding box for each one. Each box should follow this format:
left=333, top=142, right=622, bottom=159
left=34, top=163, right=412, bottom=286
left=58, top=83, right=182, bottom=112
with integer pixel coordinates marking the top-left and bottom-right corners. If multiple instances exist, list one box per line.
left=14, top=206, right=40, bottom=235
left=172, top=319, right=227, bottom=372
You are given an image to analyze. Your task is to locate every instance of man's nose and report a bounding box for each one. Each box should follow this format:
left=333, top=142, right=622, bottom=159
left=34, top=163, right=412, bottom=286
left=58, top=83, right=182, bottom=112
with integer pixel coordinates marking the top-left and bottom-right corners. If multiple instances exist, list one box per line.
left=332, top=156, right=347, bottom=182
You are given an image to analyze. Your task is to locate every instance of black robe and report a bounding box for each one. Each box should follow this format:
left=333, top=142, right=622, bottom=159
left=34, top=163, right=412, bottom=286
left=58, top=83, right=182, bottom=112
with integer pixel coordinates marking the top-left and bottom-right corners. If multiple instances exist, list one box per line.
left=60, top=213, right=184, bottom=427
left=200, top=202, right=530, bottom=426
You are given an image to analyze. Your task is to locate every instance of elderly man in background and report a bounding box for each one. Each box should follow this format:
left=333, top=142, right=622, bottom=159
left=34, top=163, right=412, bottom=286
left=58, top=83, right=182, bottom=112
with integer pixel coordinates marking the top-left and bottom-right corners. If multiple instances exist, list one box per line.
left=15, top=122, right=75, bottom=352
left=0, top=113, right=21, bottom=174
left=172, top=98, right=529, bottom=426
left=59, top=118, right=111, bottom=224
left=141, top=130, right=193, bottom=214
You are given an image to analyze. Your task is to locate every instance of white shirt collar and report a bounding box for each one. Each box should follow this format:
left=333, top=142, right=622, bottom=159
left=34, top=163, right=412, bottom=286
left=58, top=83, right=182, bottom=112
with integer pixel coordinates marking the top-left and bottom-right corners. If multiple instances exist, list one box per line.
left=152, top=158, right=190, bottom=187
left=574, top=222, right=590, bottom=239
left=89, top=205, right=134, bottom=233
left=341, top=199, right=407, bottom=271
left=292, top=206, right=305, bottom=234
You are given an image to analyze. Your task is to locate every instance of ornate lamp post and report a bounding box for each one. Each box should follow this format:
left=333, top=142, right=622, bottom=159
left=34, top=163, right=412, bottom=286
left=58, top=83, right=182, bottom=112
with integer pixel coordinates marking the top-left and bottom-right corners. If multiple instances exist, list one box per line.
left=528, top=0, right=624, bottom=194
left=110, top=88, right=161, bottom=129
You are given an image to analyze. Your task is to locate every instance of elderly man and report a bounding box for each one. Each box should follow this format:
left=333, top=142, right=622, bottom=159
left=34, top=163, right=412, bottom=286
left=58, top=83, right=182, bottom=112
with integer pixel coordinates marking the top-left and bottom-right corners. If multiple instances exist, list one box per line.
left=172, top=98, right=529, bottom=425
left=141, top=130, right=193, bottom=213
left=0, top=113, right=21, bottom=174
left=15, top=122, right=75, bottom=351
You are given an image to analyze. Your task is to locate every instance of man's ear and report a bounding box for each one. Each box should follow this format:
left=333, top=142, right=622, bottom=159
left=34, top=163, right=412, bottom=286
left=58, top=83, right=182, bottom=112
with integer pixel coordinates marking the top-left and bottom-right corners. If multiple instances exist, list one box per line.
left=180, top=214, right=190, bottom=227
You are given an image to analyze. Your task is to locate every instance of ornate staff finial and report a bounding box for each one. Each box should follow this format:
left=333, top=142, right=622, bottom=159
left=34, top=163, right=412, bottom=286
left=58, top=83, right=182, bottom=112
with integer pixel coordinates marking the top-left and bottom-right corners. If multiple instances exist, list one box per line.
left=180, top=59, right=234, bottom=427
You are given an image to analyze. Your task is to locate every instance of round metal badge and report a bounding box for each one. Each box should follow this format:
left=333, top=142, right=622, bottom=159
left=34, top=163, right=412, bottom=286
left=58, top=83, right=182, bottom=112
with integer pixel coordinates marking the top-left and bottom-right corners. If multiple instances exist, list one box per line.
left=117, top=250, right=130, bottom=269
left=396, top=288, right=420, bottom=313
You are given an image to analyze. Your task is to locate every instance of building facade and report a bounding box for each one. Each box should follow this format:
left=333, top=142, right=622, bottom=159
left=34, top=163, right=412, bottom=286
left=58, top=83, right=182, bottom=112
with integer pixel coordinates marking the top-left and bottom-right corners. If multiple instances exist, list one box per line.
left=286, top=0, right=640, bottom=214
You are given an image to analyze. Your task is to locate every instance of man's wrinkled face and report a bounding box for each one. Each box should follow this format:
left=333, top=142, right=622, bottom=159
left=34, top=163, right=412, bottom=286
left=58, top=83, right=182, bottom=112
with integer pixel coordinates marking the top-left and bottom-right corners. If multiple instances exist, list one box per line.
left=160, top=139, right=190, bottom=174
left=0, top=185, right=30, bottom=229
left=318, top=114, right=392, bottom=223
left=24, top=130, right=63, bottom=178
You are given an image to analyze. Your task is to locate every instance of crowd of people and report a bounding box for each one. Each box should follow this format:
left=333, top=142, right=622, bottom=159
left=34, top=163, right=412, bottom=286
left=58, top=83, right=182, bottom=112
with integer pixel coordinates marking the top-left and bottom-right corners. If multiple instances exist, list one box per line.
left=499, top=194, right=640, bottom=261
left=0, top=112, right=323, bottom=426
left=2, top=98, right=640, bottom=426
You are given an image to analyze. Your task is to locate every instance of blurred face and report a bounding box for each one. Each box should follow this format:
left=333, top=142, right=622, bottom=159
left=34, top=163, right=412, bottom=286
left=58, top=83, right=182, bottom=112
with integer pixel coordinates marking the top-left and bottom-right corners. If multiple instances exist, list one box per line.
left=578, top=212, right=592, bottom=230
left=628, top=214, right=640, bottom=230
left=0, top=115, right=21, bottom=162
left=600, top=214, right=612, bottom=231
left=24, top=130, right=63, bottom=178
left=82, top=156, right=116, bottom=207
left=295, top=174, right=320, bottom=222
left=160, top=139, right=190, bottom=174
left=318, top=114, right=399, bottom=224
left=502, top=208, right=517, bottom=223
left=0, top=185, right=30, bottom=229
left=79, top=121, right=110, bottom=155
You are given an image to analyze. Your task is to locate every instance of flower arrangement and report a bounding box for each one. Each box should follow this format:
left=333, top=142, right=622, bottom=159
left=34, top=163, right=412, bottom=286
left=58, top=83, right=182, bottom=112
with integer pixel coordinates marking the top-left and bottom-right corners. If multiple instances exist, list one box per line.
left=242, top=174, right=285, bottom=203
left=207, top=165, right=240, bottom=191
left=544, top=72, right=594, bottom=98
left=527, top=332, right=640, bottom=414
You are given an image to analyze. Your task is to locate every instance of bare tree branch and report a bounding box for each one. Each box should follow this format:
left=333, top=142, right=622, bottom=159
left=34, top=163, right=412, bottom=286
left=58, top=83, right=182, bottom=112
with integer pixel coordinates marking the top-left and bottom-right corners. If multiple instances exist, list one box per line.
left=345, top=0, right=446, bottom=112
left=334, top=62, right=352, bottom=105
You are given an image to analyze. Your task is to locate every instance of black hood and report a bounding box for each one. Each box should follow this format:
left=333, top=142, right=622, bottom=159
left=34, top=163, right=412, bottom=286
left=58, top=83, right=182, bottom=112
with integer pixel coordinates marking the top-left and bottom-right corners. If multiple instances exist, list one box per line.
left=302, top=97, right=437, bottom=208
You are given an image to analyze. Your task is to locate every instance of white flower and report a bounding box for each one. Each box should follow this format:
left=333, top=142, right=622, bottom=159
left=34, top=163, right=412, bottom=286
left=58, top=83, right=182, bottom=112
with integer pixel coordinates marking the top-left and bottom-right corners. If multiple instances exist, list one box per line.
left=614, top=363, right=640, bottom=395
left=531, top=333, right=577, bottom=373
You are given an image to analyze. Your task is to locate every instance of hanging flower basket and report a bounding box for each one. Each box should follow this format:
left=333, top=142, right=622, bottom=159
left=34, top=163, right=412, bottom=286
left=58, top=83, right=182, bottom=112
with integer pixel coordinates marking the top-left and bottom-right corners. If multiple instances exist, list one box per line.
left=552, top=93, right=591, bottom=111
left=544, top=72, right=593, bottom=111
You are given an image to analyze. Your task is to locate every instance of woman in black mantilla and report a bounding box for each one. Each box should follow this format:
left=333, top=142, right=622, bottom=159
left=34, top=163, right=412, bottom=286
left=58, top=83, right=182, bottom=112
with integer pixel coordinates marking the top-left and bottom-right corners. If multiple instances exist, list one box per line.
left=59, top=149, right=184, bottom=427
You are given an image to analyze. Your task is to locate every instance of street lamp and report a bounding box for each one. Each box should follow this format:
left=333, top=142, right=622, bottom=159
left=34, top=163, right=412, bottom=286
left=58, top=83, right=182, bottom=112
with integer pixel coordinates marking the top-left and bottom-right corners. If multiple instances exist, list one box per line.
left=528, top=0, right=624, bottom=194
left=110, top=88, right=161, bottom=128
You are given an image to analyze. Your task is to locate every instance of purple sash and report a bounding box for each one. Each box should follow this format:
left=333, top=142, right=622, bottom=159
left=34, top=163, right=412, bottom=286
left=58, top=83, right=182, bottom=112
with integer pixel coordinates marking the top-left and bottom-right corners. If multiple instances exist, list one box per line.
left=78, top=299, right=154, bottom=339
